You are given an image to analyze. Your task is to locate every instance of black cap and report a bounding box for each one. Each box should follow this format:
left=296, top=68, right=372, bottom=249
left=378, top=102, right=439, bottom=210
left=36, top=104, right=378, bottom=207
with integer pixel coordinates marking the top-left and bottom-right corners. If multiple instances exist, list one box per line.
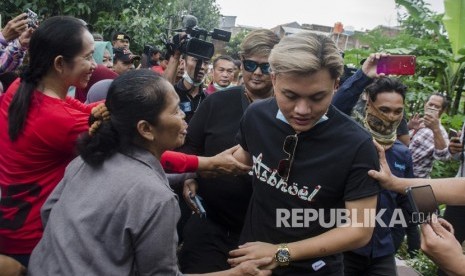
left=112, top=32, right=131, bottom=42
left=113, top=48, right=140, bottom=62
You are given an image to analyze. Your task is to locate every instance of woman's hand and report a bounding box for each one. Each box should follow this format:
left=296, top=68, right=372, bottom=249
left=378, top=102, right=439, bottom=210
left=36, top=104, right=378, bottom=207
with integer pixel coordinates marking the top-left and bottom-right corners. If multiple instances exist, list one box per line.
left=198, top=145, right=251, bottom=178
left=182, top=178, right=199, bottom=213
left=228, top=257, right=273, bottom=276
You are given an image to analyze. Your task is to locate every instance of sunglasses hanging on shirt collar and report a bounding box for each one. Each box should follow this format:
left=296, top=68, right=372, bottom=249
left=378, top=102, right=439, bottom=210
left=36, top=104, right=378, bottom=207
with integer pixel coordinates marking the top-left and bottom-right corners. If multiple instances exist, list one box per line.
left=277, top=134, right=298, bottom=182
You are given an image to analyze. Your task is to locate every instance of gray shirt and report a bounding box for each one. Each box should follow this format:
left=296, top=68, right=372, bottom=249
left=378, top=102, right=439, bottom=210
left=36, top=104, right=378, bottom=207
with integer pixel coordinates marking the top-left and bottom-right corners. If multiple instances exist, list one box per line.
left=28, top=147, right=183, bottom=276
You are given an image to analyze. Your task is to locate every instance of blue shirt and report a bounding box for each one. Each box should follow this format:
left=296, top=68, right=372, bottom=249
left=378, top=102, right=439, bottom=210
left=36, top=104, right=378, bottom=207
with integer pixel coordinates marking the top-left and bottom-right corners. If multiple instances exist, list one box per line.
left=352, top=141, right=414, bottom=257
left=332, top=69, right=414, bottom=258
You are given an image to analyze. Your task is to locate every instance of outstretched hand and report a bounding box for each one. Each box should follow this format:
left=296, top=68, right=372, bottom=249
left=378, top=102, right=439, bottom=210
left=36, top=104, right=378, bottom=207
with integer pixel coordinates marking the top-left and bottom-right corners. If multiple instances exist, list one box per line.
left=229, top=257, right=273, bottom=276
left=367, top=140, right=402, bottom=192
left=407, top=113, right=423, bottom=131
left=198, top=145, right=251, bottom=178
left=228, top=242, right=278, bottom=270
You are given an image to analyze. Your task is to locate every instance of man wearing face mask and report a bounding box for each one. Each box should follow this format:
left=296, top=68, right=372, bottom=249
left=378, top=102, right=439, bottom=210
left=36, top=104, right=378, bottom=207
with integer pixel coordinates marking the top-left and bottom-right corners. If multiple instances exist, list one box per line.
left=204, top=55, right=236, bottom=95
left=173, top=54, right=209, bottom=123
left=332, top=54, right=415, bottom=274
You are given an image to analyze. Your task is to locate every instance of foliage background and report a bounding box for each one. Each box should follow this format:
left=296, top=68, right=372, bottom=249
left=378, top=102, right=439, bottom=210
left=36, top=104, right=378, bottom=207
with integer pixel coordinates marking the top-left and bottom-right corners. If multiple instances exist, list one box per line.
left=0, top=0, right=221, bottom=55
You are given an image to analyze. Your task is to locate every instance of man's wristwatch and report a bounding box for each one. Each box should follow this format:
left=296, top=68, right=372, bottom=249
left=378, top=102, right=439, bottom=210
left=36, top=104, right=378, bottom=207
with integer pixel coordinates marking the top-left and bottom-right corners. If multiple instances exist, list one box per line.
left=275, top=243, right=291, bottom=266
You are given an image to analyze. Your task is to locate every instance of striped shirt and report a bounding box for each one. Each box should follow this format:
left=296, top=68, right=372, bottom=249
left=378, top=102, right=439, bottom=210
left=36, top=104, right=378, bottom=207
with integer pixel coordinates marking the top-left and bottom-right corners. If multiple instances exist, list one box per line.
left=0, top=33, right=26, bottom=74
left=409, top=125, right=450, bottom=178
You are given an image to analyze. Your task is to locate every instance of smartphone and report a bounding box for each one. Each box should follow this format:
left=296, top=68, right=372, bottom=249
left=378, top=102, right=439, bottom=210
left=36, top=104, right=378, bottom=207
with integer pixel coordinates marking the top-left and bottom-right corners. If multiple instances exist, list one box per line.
left=406, top=185, right=439, bottom=224
left=26, top=8, right=39, bottom=29
left=376, top=55, right=416, bottom=75
left=449, top=128, right=459, bottom=138
left=190, top=194, right=206, bottom=218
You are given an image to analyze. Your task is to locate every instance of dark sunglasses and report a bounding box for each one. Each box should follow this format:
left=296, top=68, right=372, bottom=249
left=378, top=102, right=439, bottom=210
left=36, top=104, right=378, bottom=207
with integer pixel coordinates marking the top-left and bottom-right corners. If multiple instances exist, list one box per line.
left=242, top=59, right=271, bottom=74
left=277, top=134, right=298, bottom=182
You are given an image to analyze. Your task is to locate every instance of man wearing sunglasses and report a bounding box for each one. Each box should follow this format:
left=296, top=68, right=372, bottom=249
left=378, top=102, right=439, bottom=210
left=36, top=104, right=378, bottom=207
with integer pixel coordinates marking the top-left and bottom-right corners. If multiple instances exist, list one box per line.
left=228, top=32, right=380, bottom=275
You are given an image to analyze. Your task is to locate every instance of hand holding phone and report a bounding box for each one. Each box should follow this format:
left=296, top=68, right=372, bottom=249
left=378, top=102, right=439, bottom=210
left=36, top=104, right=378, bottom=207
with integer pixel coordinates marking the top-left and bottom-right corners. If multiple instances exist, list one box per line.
left=406, top=185, right=439, bottom=224
left=26, top=9, right=38, bottom=29
left=189, top=193, right=206, bottom=218
left=449, top=128, right=459, bottom=139
left=376, top=55, right=416, bottom=75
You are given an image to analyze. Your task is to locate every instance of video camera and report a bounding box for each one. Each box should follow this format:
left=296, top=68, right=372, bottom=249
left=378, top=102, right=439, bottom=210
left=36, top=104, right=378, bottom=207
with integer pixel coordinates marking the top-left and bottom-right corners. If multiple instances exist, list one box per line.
left=170, top=15, right=231, bottom=60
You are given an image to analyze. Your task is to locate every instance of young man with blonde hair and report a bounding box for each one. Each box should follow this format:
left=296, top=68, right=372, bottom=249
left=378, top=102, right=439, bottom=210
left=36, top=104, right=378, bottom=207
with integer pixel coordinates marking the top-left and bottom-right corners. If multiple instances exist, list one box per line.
left=229, top=32, right=380, bottom=275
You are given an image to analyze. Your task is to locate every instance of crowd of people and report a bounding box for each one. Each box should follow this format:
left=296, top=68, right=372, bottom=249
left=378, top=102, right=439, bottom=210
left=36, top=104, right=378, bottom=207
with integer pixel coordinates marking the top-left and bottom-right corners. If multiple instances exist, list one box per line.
left=0, top=12, right=464, bottom=276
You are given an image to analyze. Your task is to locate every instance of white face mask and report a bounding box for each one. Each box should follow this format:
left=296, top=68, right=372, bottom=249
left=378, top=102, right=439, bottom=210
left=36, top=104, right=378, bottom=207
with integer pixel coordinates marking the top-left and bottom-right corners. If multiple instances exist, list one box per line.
left=183, top=72, right=203, bottom=87
left=213, top=82, right=234, bottom=91
left=67, top=86, right=76, bottom=97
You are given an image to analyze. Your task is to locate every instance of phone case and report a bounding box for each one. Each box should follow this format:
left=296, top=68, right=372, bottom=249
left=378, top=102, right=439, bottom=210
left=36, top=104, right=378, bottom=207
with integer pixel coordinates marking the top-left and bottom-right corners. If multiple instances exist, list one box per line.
left=376, top=55, right=416, bottom=75
left=190, top=195, right=206, bottom=218
left=449, top=128, right=459, bottom=138
left=406, top=185, right=438, bottom=224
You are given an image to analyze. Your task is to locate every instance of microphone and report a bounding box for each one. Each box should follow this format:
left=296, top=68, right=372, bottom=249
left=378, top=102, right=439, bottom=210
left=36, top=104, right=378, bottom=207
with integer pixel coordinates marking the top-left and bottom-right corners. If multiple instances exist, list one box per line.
left=182, top=15, right=198, bottom=29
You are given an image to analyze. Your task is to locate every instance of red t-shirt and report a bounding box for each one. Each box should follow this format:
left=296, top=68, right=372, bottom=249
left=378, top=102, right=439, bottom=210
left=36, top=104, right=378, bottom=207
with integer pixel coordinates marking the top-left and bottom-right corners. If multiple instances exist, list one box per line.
left=151, top=65, right=164, bottom=74
left=0, top=79, right=96, bottom=254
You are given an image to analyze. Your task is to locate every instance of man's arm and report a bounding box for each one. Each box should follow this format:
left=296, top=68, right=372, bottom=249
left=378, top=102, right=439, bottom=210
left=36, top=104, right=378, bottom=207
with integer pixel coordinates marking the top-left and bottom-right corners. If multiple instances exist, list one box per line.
left=423, top=111, right=450, bottom=161
left=228, top=195, right=377, bottom=267
left=369, top=141, right=465, bottom=205
left=232, top=145, right=253, bottom=166
left=332, top=52, right=386, bottom=115
left=286, top=195, right=377, bottom=260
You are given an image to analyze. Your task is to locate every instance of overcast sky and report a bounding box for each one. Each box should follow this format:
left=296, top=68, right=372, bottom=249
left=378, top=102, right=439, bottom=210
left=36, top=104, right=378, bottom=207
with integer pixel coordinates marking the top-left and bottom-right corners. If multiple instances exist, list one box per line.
left=215, top=0, right=445, bottom=31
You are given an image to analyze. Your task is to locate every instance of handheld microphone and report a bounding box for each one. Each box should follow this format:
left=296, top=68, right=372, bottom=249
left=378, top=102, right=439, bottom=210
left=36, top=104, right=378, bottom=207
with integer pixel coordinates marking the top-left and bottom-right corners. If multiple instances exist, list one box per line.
left=182, top=15, right=198, bottom=29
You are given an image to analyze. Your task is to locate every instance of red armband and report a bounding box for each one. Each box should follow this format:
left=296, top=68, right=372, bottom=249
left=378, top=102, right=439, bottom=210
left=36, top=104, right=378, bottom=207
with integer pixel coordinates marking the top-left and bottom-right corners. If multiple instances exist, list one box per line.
left=160, top=151, right=199, bottom=173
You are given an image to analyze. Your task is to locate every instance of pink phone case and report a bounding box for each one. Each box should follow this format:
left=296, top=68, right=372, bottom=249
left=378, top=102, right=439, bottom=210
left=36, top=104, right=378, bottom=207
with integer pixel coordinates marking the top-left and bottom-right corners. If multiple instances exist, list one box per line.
left=376, top=55, right=416, bottom=75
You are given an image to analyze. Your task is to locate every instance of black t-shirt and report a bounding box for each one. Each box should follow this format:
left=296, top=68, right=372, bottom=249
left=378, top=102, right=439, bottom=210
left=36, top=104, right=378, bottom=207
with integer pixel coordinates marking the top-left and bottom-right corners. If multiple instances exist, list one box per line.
left=237, top=98, right=380, bottom=275
left=179, top=86, right=252, bottom=233
left=174, top=79, right=207, bottom=123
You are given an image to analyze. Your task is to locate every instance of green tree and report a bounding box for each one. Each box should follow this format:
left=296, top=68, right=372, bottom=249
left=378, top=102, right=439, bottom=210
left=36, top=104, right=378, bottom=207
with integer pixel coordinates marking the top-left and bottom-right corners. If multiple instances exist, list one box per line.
left=345, top=0, right=465, bottom=117
left=0, top=0, right=222, bottom=55
left=224, top=30, right=249, bottom=59
left=442, top=0, right=465, bottom=114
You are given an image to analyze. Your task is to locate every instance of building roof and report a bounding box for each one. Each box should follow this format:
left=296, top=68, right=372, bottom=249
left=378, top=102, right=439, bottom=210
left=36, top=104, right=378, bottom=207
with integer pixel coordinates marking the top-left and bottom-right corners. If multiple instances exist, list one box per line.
left=282, top=26, right=329, bottom=36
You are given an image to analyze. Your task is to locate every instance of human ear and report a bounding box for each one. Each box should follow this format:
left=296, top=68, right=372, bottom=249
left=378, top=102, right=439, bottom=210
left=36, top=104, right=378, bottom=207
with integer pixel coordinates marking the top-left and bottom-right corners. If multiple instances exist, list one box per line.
left=136, top=120, right=155, bottom=142
left=334, top=78, right=340, bottom=91
left=271, top=72, right=277, bottom=86
left=54, top=55, right=65, bottom=74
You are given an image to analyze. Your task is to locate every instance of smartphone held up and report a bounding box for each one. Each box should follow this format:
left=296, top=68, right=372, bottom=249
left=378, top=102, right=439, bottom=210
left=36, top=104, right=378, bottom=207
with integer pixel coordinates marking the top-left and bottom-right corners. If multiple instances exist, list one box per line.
left=377, top=55, right=416, bottom=75
left=449, top=128, right=459, bottom=138
left=26, top=9, right=39, bottom=29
